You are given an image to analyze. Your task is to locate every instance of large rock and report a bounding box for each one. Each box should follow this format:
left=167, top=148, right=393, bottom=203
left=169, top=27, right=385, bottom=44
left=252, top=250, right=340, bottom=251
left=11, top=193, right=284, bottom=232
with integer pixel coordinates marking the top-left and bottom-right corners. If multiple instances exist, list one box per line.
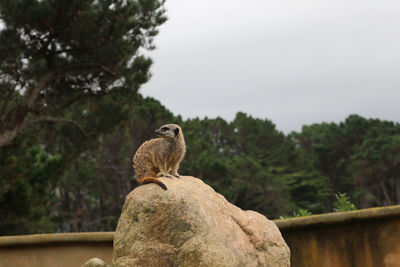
left=82, top=258, right=109, bottom=267
left=113, top=176, right=290, bottom=267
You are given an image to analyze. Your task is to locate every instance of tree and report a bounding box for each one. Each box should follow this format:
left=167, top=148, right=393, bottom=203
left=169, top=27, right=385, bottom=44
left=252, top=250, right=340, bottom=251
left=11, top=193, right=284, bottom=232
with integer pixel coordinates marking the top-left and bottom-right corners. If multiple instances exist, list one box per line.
left=291, top=122, right=353, bottom=195
left=0, top=0, right=166, bottom=147
left=348, top=118, right=400, bottom=207
left=292, top=114, right=400, bottom=209
left=0, top=0, right=166, bottom=235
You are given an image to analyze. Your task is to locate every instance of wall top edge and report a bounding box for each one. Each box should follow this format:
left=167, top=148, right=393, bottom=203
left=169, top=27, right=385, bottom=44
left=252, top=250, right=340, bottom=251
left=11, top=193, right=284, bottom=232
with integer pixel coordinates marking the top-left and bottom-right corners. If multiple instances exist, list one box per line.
left=274, top=205, right=400, bottom=230
left=0, top=231, right=114, bottom=247
left=1, top=205, right=400, bottom=245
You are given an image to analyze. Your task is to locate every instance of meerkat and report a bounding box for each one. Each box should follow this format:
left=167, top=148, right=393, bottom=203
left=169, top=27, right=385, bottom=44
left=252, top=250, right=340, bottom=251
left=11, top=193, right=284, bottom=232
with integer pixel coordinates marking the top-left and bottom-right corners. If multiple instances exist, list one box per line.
left=133, top=124, right=186, bottom=190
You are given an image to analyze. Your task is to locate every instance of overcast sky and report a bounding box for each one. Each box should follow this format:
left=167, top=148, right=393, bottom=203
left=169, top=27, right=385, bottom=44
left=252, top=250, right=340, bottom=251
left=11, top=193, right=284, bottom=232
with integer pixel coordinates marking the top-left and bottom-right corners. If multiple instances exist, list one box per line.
left=140, top=0, right=400, bottom=133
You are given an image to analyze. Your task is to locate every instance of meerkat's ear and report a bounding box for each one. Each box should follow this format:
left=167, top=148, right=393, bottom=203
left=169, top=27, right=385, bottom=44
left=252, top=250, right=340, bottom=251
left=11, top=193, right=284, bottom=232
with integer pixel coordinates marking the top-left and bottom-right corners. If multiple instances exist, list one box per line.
left=174, top=128, right=180, bottom=136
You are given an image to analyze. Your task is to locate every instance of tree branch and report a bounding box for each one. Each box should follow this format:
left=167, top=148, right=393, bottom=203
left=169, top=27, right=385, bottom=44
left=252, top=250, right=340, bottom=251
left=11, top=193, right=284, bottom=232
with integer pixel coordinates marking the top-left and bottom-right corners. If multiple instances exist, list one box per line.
left=57, top=63, right=119, bottom=77
left=62, top=91, right=107, bottom=109
left=26, top=71, right=56, bottom=108
left=20, top=116, right=88, bottom=137
left=0, top=64, right=116, bottom=148
left=101, top=65, right=118, bottom=77
left=0, top=84, right=17, bottom=123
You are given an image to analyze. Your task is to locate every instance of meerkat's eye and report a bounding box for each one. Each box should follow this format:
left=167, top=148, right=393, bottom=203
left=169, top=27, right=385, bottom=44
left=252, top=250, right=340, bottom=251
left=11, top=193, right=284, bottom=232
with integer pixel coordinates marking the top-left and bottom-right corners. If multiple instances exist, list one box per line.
left=161, top=127, right=169, bottom=131
left=174, top=128, right=179, bottom=136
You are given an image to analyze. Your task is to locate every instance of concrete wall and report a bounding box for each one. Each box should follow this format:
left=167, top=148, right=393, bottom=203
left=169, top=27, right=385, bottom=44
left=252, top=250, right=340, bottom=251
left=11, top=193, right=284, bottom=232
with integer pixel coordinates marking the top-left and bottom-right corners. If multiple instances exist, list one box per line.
left=276, top=205, right=400, bottom=267
left=0, top=206, right=399, bottom=267
left=0, top=233, right=113, bottom=267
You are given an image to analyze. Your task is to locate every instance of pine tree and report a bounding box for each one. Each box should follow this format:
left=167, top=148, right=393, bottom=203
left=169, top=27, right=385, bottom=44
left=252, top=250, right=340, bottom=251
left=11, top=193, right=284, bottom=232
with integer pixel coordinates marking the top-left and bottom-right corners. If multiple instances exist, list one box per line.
left=0, top=0, right=166, bottom=147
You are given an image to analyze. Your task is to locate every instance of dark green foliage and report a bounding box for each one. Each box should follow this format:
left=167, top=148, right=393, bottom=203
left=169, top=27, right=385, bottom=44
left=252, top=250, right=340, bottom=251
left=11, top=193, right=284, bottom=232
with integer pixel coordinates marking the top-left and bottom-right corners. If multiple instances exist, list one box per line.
left=333, top=193, right=356, bottom=212
left=293, top=209, right=312, bottom=217
left=0, top=143, right=63, bottom=234
left=292, top=115, right=400, bottom=209
left=283, top=171, right=331, bottom=214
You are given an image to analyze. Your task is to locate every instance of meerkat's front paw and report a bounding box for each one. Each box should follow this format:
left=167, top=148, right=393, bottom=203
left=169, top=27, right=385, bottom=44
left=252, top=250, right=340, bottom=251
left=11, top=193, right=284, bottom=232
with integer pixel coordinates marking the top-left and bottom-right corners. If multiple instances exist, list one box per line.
left=156, top=172, right=171, bottom=178
left=162, top=172, right=172, bottom=178
left=170, top=171, right=180, bottom=178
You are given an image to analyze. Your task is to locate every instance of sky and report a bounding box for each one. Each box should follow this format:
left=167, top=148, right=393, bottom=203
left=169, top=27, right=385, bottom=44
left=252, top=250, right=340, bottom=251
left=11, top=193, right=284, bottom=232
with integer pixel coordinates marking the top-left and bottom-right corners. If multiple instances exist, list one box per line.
left=140, top=0, right=400, bottom=133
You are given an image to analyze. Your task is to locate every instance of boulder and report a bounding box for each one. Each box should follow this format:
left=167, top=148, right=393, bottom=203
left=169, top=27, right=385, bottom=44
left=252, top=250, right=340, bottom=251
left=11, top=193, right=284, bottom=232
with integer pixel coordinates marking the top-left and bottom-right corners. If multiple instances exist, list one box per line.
left=81, top=258, right=109, bottom=267
left=112, top=176, right=290, bottom=267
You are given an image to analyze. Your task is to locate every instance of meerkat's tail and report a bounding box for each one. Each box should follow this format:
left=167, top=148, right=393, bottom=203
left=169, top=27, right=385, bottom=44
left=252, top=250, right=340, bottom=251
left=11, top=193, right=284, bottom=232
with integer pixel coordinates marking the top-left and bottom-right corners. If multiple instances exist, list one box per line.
left=141, top=177, right=167, bottom=190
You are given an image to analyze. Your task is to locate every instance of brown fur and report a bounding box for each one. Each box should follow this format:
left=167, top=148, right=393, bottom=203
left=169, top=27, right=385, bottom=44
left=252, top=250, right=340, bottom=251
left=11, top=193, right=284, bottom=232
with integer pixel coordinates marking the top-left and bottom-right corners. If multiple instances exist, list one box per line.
left=133, top=124, right=186, bottom=190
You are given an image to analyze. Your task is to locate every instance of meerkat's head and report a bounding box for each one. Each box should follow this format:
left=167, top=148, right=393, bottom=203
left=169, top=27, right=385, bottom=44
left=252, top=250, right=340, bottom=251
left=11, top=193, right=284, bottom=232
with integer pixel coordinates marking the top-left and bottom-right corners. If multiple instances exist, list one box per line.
left=155, top=124, right=182, bottom=139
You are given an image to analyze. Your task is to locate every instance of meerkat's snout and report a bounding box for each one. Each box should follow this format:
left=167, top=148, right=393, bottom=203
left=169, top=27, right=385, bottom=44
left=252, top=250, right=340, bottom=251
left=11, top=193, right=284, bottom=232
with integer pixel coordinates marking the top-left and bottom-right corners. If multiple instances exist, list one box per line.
left=155, top=128, right=164, bottom=137
left=155, top=125, right=172, bottom=137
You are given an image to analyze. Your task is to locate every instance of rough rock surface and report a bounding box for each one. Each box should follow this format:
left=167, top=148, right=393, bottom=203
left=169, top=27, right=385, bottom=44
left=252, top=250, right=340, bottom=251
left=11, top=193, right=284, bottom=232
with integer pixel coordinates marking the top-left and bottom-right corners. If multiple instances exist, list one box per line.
left=113, top=176, right=290, bottom=267
left=81, top=258, right=109, bottom=267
